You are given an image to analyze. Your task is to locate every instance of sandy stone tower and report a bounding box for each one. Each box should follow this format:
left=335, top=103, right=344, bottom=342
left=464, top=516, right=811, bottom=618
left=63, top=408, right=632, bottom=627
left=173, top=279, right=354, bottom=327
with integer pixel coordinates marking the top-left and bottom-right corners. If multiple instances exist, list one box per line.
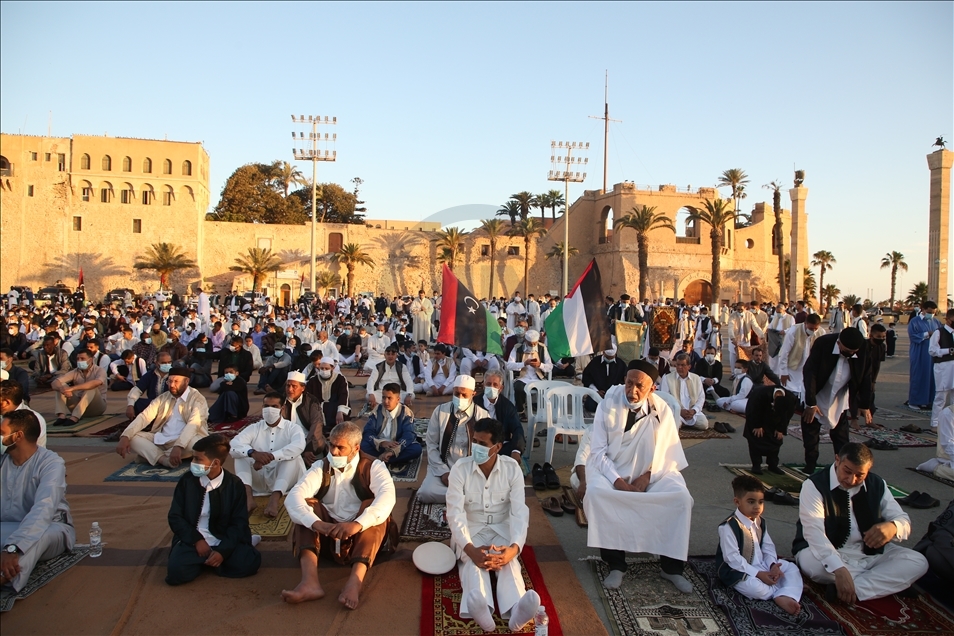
left=927, top=148, right=952, bottom=307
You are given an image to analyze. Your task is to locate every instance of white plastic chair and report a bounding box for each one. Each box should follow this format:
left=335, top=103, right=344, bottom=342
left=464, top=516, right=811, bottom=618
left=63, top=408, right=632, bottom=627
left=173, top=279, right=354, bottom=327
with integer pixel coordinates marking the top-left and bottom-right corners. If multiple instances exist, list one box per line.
left=541, top=386, right=602, bottom=465
left=523, top=379, right=564, bottom=451
left=504, top=367, right=553, bottom=405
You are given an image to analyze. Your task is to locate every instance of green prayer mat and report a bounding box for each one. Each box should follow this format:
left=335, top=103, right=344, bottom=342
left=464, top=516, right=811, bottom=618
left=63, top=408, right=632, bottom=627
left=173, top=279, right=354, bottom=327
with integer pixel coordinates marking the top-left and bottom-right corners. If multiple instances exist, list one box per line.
left=45, top=414, right=116, bottom=436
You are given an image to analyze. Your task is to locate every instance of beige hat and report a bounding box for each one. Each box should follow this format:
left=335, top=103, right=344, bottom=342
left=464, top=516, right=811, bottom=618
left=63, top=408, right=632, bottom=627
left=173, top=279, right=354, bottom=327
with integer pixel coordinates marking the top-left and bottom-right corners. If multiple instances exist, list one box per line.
left=453, top=375, right=476, bottom=390
left=286, top=371, right=307, bottom=384
left=524, top=329, right=540, bottom=343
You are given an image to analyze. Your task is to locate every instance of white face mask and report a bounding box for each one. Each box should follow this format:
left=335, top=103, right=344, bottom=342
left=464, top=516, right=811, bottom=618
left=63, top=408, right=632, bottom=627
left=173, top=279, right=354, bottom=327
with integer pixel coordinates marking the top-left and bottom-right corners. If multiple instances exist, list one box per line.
left=705, top=354, right=716, bottom=364
left=733, top=368, right=745, bottom=377
left=262, top=406, right=281, bottom=424
left=318, top=369, right=332, bottom=379
left=483, top=386, right=500, bottom=401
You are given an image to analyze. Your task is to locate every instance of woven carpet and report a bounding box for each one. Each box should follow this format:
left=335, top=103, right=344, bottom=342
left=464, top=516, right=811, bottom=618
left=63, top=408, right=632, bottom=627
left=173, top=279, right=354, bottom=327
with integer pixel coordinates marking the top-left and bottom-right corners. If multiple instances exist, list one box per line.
left=401, top=490, right=451, bottom=542
left=592, top=556, right=731, bottom=636
left=210, top=414, right=258, bottom=438
left=87, top=418, right=131, bottom=439
left=104, top=461, right=190, bottom=482
left=690, top=556, right=844, bottom=636
left=786, top=423, right=865, bottom=445
left=389, top=452, right=424, bottom=482
left=45, top=414, right=115, bottom=436
left=852, top=427, right=936, bottom=448
left=0, top=545, right=92, bottom=612
left=721, top=464, right=813, bottom=498
left=906, top=467, right=954, bottom=488
left=247, top=495, right=293, bottom=540
left=414, top=417, right=430, bottom=440
left=420, top=545, right=563, bottom=636
left=679, top=427, right=730, bottom=440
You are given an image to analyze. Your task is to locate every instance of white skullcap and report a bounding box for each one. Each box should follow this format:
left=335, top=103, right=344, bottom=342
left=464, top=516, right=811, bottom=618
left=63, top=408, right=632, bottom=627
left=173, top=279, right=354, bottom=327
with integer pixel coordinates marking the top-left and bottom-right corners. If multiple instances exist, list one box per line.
left=286, top=371, right=307, bottom=384
left=453, top=375, right=476, bottom=390
left=604, top=346, right=617, bottom=356
left=524, top=329, right=540, bottom=343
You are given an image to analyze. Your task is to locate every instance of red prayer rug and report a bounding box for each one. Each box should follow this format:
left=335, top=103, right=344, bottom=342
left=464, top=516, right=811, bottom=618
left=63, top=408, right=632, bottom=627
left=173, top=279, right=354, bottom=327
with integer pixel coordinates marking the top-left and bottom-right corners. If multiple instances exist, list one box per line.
left=420, top=545, right=563, bottom=636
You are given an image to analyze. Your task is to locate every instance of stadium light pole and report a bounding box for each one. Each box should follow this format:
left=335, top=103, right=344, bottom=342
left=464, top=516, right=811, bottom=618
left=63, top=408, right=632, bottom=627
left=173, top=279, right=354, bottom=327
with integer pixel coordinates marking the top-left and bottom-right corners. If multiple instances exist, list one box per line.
left=291, top=115, right=337, bottom=294
left=548, top=141, right=589, bottom=296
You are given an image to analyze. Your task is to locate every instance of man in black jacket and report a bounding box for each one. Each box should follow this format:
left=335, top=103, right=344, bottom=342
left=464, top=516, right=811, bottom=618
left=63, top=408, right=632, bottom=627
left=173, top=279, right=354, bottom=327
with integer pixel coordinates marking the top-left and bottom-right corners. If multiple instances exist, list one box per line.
left=581, top=346, right=627, bottom=412
left=693, top=345, right=728, bottom=399
left=801, top=328, right=872, bottom=472
left=472, top=370, right=525, bottom=459
left=217, top=336, right=254, bottom=381
left=743, top=385, right=799, bottom=474
left=166, top=434, right=261, bottom=585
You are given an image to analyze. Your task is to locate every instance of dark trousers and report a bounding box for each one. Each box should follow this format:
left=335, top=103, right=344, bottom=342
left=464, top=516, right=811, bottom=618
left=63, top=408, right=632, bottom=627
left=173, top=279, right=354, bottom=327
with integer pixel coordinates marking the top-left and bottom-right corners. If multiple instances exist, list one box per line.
left=208, top=391, right=239, bottom=424
left=258, top=367, right=289, bottom=390
left=165, top=541, right=261, bottom=585
left=382, top=441, right=423, bottom=467
left=600, top=548, right=684, bottom=575
left=709, top=384, right=730, bottom=398
left=801, top=411, right=850, bottom=469
left=748, top=443, right=780, bottom=470
left=293, top=499, right=390, bottom=568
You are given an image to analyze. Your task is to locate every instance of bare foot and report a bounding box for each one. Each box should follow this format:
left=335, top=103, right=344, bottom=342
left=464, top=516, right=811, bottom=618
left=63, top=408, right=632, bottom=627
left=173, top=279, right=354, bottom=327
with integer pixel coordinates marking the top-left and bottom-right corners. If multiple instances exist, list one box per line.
left=338, top=574, right=363, bottom=610
left=247, top=499, right=258, bottom=515
left=281, top=581, right=325, bottom=604
left=264, top=499, right=280, bottom=518
left=775, top=596, right=800, bottom=615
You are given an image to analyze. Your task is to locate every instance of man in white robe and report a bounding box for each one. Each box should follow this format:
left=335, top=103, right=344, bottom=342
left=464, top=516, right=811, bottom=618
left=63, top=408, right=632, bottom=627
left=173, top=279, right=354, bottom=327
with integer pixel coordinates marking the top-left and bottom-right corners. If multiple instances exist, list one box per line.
left=657, top=352, right=708, bottom=429
left=927, top=308, right=954, bottom=429
left=410, top=290, right=434, bottom=344
left=767, top=303, right=795, bottom=375
left=505, top=295, right=526, bottom=331
left=716, top=359, right=755, bottom=415
left=777, top=314, right=824, bottom=402
left=584, top=359, right=694, bottom=593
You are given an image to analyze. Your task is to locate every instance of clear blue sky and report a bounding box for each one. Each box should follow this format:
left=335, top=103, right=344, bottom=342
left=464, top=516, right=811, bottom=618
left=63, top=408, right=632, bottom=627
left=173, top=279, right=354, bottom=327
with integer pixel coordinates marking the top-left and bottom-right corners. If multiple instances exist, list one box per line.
left=2, top=1, right=951, bottom=302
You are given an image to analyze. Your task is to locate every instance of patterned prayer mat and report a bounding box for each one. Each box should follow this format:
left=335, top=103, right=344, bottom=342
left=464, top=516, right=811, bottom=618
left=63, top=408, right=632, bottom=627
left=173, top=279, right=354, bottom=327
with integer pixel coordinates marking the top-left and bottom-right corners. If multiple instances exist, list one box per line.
left=690, top=556, right=845, bottom=636
left=248, top=495, right=293, bottom=540
left=721, top=464, right=811, bottom=498
left=801, top=578, right=954, bottom=636
left=906, top=467, right=954, bottom=488
left=390, top=452, right=424, bottom=482
left=0, top=545, right=92, bottom=612
left=592, top=556, right=731, bottom=636
left=401, top=490, right=451, bottom=542
left=786, top=423, right=865, bottom=445
left=414, top=417, right=430, bottom=441
left=210, top=414, right=259, bottom=438
left=679, top=427, right=730, bottom=440
left=852, top=427, right=936, bottom=448
left=104, top=461, right=191, bottom=482
left=45, top=414, right=115, bottom=436
left=420, top=546, right=563, bottom=636
left=87, top=418, right=131, bottom=439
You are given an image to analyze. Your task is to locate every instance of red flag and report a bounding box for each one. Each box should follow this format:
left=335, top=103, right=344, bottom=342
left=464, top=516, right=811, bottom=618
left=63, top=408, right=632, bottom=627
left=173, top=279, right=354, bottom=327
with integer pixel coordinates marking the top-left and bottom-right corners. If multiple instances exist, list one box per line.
left=300, top=272, right=305, bottom=284
left=78, top=267, right=84, bottom=287
left=436, top=265, right=503, bottom=355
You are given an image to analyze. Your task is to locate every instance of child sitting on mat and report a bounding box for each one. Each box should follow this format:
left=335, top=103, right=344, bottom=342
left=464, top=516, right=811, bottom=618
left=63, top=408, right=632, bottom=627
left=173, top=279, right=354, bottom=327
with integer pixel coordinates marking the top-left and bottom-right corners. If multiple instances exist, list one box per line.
left=715, top=475, right=803, bottom=615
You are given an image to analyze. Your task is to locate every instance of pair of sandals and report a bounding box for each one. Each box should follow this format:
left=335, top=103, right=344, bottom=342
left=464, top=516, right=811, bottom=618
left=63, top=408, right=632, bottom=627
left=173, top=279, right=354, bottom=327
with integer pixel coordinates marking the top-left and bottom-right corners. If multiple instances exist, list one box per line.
left=898, top=490, right=940, bottom=509
left=532, top=463, right=560, bottom=490
left=863, top=438, right=898, bottom=451
left=541, top=494, right=576, bottom=517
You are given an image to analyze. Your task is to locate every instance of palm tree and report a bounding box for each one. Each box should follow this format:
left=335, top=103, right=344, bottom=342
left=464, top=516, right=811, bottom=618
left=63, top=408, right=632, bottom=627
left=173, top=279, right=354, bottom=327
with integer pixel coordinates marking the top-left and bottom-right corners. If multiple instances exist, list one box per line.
left=271, top=160, right=306, bottom=197
left=479, top=218, right=507, bottom=299
left=763, top=180, right=786, bottom=303
left=315, top=270, right=341, bottom=297
left=331, top=243, right=375, bottom=297
left=510, top=191, right=535, bottom=221
left=496, top=200, right=521, bottom=225
left=546, top=189, right=566, bottom=220
left=614, top=205, right=676, bottom=301
left=822, top=284, right=841, bottom=310
left=434, top=227, right=469, bottom=272
left=509, top=217, right=546, bottom=297
left=802, top=268, right=817, bottom=307
left=133, top=243, right=197, bottom=290
left=811, top=250, right=836, bottom=310
left=544, top=241, right=580, bottom=287
left=229, top=247, right=283, bottom=292
left=906, top=282, right=929, bottom=307
left=718, top=168, right=750, bottom=211
left=842, top=293, right=860, bottom=308
left=535, top=192, right=551, bottom=223
left=686, top=198, right=738, bottom=307
left=880, top=251, right=908, bottom=308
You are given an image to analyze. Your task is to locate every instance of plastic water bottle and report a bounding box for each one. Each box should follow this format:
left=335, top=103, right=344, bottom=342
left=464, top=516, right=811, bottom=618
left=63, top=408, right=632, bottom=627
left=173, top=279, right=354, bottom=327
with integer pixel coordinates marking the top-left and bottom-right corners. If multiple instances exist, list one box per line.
left=534, top=605, right=548, bottom=636
left=89, top=522, right=102, bottom=557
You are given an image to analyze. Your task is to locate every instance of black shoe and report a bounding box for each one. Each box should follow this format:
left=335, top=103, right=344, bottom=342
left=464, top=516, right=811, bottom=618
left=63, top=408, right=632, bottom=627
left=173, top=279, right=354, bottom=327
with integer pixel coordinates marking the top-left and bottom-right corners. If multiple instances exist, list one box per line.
left=767, top=466, right=785, bottom=475
left=542, top=462, right=561, bottom=489
left=803, top=464, right=816, bottom=475
left=751, top=465, right=764, bottom=475
left=53, top=417, right=73, bottom=427
left=531, top=464, right=547, bottom=490
left=532, top=437, right=540, bottom=448
left=713, top=422, right=728, bottom=434
left=909, top=492, right=940, bottom=509
left=897, top=490, right=921, bottom=505
left=722, top=422, right=736, bottom=433
left=708, top=404, right=723, bottom=412
left=768, top=487, right=797, bottom=505
left=825, top=583, right=838, bottom=602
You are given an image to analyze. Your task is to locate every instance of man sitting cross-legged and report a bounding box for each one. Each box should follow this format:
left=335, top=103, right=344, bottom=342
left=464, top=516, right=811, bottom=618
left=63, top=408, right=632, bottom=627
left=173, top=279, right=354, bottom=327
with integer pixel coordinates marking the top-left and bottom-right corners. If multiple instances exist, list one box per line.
left=360, top=383, right=423, bottom=469
left=447, top=417, right=540, bottom=633
left=116, top=367, right=209, bottom=467
left=657, top=352, right=709, bottom=430
left=50, top=350, right=107, bottom=427
left=0, top=410, right=75, bottom=593
left=229, top=392, right=306, bottom=518
left=166, top=434, right=262, bottom=586
left=282, top=422, right=398, bottom=610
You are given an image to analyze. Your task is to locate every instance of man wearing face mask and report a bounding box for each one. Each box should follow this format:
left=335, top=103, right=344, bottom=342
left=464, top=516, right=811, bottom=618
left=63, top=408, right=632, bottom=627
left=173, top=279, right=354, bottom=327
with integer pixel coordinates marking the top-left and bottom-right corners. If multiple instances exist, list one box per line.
left=423, top=344, right=458, bottom=397
left=907, top=301, right=940, bottom=412
left=777, top=314, right=824, bottom=403
left=131, top=331, right=158, bottom=369
left=254, top=342, right=292, bottom=395
left=0, top=380, right=47, bottom=448
left=446, top=418, right=540, bottom=632
left=801, top=327, right=872, bottom=473
left=281, top=372, right=326, bottom=465
left=658, top=352, right=709, bottom=430
left=503, top=318, right=529, bottom=361
left=506, top=330, right=553, bottom=416
left=693, top=345, right=728, bottom=400
left=643, top=347, right=671, bottom=383
left=459, top=348, right=500, bottom=378
left=928, top=308, right=954, bottom=429
left=582, top=347, right=628, bottom=413
left=365, top=346, right=414, bottom=409
left=50, top=350, right=107, bottom=427
left=230, top=393, right=306, bottom=517
left=584, top=359, right=694, bottom=593
left=505, top=294, right=525, bottom=332
left=472, top=370, right=524, bottom=459
left=217, top=336, right=254, bottom=382
left=420, top=375, right=490, bottom=504
left=116, top=367, right=209, bottom=467
left=716, top=359, right=755, bottom=415
left=0, top=410, right=74, bottom=594
left=166, top=434, right=261, bottom=586
left=360, top=383, right=422, bottom=468
left=363, top=323, right=392, bottom=372
left=283, top=422, right=398, bottom=610
left=208, top=365, right=250, bottom=424
left=125, top=351, right=173, bottom=419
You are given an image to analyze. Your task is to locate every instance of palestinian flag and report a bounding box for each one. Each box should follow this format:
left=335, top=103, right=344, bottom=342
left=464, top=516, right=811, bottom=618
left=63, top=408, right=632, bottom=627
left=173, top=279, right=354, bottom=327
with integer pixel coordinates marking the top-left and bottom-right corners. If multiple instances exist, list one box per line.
left=544, top=259, right=612, bottom=359
left=437, top=265, right=503, bottom=355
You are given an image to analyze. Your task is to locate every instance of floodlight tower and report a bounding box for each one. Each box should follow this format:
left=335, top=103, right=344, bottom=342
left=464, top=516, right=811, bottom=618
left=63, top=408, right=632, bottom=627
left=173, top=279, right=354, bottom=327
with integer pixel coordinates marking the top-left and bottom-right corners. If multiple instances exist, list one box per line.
left=291, top=115, right=337, bottom=294
left=548, top=141, right=589, bottom=296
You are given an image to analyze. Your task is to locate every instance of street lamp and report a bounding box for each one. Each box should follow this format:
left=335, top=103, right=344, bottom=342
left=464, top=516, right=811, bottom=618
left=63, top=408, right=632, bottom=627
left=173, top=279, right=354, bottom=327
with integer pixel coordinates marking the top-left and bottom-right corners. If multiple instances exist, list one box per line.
left=291, top=115, right=337, bottom=294
left=548, top=141, right=589, bottom=296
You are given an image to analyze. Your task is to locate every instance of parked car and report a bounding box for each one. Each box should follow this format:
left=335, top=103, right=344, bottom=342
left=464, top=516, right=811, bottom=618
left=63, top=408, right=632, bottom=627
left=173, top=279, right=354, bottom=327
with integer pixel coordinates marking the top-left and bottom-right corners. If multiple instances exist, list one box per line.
left=104, top=288, right=136, bottom=303
left=35, top=285, right=71, bottom=305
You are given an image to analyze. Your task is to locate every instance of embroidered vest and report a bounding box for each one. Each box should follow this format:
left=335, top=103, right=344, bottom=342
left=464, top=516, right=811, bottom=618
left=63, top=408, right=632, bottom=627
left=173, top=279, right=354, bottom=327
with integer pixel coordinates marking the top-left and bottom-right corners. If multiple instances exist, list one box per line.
left=715, top=515, right=768, bottom=586
left=792, top=467, right=886, bottom=556
left=373, top=361, right=407, bottom=391
left=933, top=328, right=954, bottom=364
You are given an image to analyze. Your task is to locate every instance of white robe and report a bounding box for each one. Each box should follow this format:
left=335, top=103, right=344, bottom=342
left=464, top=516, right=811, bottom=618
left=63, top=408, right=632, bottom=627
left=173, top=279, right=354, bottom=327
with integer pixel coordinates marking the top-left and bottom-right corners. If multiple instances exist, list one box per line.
left=584, top=388, right=692, bottom=560
left=410, top=297, right=434, bottom=343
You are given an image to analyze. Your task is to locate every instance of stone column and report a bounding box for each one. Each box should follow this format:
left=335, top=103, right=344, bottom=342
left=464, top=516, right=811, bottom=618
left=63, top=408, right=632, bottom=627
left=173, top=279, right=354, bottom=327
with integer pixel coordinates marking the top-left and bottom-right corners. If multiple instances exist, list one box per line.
left=927, top=150, right=952, bottom=308
left=788, top=186, right=809, bottom=302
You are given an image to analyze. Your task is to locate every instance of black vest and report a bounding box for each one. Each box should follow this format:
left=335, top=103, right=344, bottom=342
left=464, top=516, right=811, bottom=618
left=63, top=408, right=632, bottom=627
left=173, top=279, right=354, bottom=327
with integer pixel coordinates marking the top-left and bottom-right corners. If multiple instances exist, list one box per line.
left=715, top=514, right=768, bottom=586
left=934, top=328, right=954, bottom=364
left=792, top=466, right=886, bottom=556
left=373, top=361, right=407, bottom=391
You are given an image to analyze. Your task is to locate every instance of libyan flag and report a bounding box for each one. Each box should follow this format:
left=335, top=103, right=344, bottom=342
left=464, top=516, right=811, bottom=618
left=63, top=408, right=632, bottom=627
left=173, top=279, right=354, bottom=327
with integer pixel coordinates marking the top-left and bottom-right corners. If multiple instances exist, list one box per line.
left=544, top=259, right=612, bottom=359
left=436, top=265, right=503, bottom=355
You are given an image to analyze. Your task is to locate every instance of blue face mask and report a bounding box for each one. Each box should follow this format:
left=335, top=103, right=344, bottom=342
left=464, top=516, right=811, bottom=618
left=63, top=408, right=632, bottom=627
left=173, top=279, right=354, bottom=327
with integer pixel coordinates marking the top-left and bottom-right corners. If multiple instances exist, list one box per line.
left=190, top=462, right=211, bottom=477
left=195, top=347, right=205, bottom=353
left=329, top=453, right=350, bottom=470
left=159, top=363, right=172, bottom=373
left=274, top=350, right=284, bottom=358
left=472, top=443, right=494, bottom=465
left=224, top=373, right=237, bottom=382
left=452, top=395, right=471, bottom=411
left=344, top=330, right=351, bottom=336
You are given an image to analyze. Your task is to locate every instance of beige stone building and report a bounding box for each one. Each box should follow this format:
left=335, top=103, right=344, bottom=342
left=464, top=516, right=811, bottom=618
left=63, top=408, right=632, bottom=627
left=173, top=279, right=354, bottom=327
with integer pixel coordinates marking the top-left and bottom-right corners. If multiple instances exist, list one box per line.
left=2, top=133, right=804, bottom=306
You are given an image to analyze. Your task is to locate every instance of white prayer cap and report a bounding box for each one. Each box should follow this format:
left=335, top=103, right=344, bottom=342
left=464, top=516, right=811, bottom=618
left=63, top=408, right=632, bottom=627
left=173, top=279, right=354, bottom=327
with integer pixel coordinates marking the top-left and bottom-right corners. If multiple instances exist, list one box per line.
left=524, top=329, right=540, bottom=343
left=286, top=371, right=307, bottom=384
left=454, top=375, right=476, bottom=390
left=604, top=346, right=617, bottom=356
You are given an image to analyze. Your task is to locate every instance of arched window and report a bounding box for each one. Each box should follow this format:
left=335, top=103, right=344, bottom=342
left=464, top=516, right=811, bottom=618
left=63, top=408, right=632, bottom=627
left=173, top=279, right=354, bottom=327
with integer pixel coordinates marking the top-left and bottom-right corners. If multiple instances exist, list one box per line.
left=80, top=180, right=93, bottom=202
left=122, top=156, right=132, bottom=172
left=120, top=182, right=135, bottom=204
left=163, top=159, right=172, bottom=174
left=100, top=181, right=113, bottom=203
left=141, top=184, right=155, bottom=205
left=328, top=232, right=344, bottom=254
left=598, top=206, right=613, bottom=244
left=102, top=155, right=112, bottom=171
left=162, top=185, right=174, bottom=206
left=180, top=185, right=194, bottom=201
left=143, top=157, right=153, bottom=173
left=80, top=154, right=91, bottom=170
left=182, top=160, right=192, bottom=176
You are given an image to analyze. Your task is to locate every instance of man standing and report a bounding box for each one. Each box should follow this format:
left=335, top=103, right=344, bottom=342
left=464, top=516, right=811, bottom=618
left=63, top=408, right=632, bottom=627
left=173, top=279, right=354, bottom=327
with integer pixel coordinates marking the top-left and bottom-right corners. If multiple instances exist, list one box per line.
left=692, top=307, right=713, bottom=359
left=658, top=352, right=708, bottom=430
left=410, top=290, right=434, bottom=344
left=777, top=314, right=824, bottom=402
left=584, top=360, right=694, bottom=593
left=928, top=308, right=954, bottom=429
left=793, top=443, right=928, bottom=602
left=767, top=303, right=795, bottom=375
left=828, top=301, right=849, bottom=335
